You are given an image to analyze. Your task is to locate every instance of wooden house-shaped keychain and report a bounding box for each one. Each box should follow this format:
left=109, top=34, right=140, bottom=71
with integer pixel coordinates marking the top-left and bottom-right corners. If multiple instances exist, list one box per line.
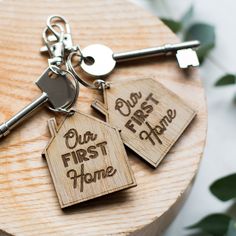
left=92, top=78, right=196, bottom=168
left=43, top=111, right=136, bottom=208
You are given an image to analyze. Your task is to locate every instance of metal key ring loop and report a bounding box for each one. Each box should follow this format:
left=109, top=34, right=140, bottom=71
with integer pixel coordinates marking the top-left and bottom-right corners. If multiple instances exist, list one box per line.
left=66, top=51, right=94, bottom=88
left=49, top=64, right=68, bottom=76
left=67, top=51, right=109, bottom=90
left=50, top=107, right=76, bottom=116
left=48, top=69, right=79, bottom=114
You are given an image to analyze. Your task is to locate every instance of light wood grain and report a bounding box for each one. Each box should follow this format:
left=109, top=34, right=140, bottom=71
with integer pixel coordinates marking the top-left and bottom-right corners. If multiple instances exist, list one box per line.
left=0, top=0, right=207, bottom=235
left=44, top=112, right=136, bottom=208
left=92, top=78, right=196, bottom=167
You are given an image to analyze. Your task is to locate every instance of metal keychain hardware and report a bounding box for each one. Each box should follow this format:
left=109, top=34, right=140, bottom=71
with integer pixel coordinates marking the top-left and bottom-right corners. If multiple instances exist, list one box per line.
left=66, top=52, right=103, bottom=89
left=79, top=41, right=200, bottom=77
left=42, top=22, right=82, bottom=76
left=40, top=15, right=200, bottom=79
left=40, top=15, right=76, bottom=55
left=43, top=24, right=65, bottom=68
left=0, top=68, right=79, bottom=138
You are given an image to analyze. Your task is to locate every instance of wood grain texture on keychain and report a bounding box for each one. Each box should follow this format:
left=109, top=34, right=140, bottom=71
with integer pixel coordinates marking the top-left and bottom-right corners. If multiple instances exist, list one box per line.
left=43, top=111, right=136, bottom=208
left=93, top=78, right=196, bottom=167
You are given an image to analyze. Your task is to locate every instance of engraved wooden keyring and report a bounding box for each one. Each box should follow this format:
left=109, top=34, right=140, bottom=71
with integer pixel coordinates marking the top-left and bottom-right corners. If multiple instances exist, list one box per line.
left=43, top=109, right=136, bottom=208
left=90, top=78, right=197, bottom=168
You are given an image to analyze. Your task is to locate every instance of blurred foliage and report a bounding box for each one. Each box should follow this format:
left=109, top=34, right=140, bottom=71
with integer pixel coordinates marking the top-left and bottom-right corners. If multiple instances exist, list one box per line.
left=184, top=23, right=215, bottom=64
left=161, top=19, right=182, bottom=33
left=186, top=174, right=236, bottom=235
left=226, top=221, right=236, bottom=236
left=154, top=2, right=236, bottom=235
left=210, top=174, right=236, bottom=201
left=215, top=74, right=236, bottom=87
left=160, top=5, right=215, bottom=64
left=187, top=214, right=232, bottom=236
left=157, top=1, right=234, bottom=87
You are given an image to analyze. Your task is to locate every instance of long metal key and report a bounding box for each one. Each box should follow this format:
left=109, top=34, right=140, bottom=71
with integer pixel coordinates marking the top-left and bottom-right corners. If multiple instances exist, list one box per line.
left=80, top=40, right=200, bottom=77
left=0, top=68, right=77, bottom=138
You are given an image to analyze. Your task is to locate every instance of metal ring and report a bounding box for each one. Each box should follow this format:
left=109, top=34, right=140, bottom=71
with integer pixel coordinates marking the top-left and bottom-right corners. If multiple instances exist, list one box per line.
left=67, top=51, right=94, bottom=89
left=48, top=64, right=68, bottom=76
left=67, top=51, right=109, bottom=90
left=50, top=108, right=76, bottom=116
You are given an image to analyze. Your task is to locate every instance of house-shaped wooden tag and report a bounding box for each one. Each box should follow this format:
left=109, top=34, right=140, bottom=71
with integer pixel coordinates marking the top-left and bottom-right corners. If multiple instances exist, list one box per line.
left=92, top=78, right=196, bottom=168
left=43, top=111, right=136, bottom=208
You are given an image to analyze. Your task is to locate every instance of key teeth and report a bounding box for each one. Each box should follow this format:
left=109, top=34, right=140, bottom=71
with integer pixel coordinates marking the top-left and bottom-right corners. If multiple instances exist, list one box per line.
left=176, top=49, right=200, bottom=69
left=179, top=61, right=200, bottom=69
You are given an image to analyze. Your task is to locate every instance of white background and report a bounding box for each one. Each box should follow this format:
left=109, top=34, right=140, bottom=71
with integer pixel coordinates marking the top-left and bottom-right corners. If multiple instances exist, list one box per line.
left=131, top=0, right=236, bottom=235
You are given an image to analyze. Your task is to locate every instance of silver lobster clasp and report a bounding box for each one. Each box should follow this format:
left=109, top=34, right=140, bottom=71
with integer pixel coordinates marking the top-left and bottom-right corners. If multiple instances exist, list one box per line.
left=40, top=15, right=74, bottom=55
left=42, top=23, right=65, bottom=66
left=47, top=15, right=73, bottom=51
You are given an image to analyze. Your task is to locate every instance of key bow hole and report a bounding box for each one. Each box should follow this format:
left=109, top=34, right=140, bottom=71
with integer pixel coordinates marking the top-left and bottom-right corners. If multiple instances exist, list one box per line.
left=84, top=56, right=95, bottom=66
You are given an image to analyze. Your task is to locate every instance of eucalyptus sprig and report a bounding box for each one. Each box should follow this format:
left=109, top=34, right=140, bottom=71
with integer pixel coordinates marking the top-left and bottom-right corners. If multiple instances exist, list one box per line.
left=186, top=174, right=236, bottom=235
left=215, top=74, right=236, bottom=87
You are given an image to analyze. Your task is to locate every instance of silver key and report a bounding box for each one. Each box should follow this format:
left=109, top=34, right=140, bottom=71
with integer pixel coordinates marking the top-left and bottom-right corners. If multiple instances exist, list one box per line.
left=0, top=68, right=78, bottom=138
left=80, top=40, right=200, bottom=77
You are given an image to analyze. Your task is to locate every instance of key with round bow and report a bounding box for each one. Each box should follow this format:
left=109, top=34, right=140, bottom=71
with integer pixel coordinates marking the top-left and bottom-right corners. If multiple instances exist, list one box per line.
left=80, top=41, right=200, bottom=77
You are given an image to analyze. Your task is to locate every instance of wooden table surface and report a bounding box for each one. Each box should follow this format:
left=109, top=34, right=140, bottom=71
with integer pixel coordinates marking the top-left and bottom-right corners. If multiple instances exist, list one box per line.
left=0, top=0, right=207, bottom=235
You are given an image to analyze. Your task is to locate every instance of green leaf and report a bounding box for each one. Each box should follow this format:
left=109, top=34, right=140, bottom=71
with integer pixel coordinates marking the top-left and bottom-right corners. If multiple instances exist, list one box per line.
left=186, top=233, right=212, bottom=236
left=186, top=214, right=232, bottom=236
left=161, top=18, right=182, bottom=33
left=214, top=74, right=236, bottom=87
left=210, top=173, right=236, bottom=201
left=181, top=5, right=194, bottom=27
left=184, top=23, right=215, bottom=63
left=196, top=43, right=215, bottom=63
left=227, top=220, right=236, bottom=236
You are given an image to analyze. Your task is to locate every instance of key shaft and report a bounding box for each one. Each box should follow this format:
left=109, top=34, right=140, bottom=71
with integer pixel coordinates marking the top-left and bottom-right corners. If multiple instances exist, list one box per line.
left=0, top=93, right=48, bottom=138
left=113, top=40, right=200, bottom=62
